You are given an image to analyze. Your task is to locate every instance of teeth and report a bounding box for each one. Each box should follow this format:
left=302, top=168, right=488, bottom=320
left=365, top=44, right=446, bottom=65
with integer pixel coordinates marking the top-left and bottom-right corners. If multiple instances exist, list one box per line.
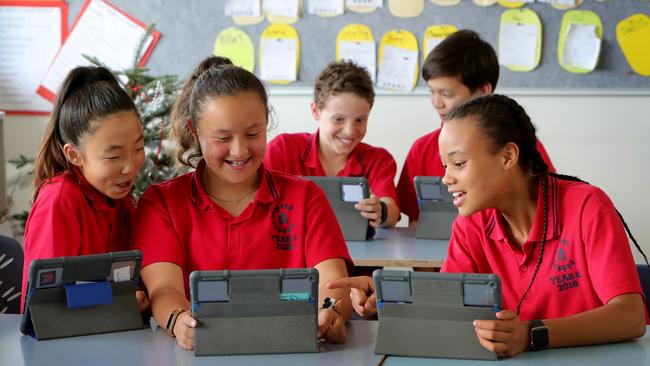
left=452, top=192, right=464, bottom=198
left=227, top=159, right=248, bottom=166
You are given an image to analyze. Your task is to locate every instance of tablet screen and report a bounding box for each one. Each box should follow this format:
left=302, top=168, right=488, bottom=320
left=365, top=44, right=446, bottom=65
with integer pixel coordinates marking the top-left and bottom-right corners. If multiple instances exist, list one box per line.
left=420, top=182, right=443, bottom=201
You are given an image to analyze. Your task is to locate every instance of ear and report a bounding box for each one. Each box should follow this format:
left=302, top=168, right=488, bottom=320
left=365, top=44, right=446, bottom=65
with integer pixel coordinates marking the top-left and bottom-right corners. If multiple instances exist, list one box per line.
left=501, top=142, right=520, bottom=171
left=310, top=101, right=321, bottom=121
left=475, top=82, right=493, bottom=96
left=63, top=143, right=83, bottom=167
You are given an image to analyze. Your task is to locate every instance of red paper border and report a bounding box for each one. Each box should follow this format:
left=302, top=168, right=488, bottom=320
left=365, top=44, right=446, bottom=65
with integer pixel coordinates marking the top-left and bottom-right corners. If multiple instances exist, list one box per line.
left=36, top=0, right=161, bottom=102
left=0, top=0, right=68, bottom=115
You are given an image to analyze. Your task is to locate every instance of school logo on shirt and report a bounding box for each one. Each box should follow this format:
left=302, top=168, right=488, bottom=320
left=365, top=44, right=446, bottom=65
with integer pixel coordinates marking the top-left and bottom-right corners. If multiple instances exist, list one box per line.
left=549, top=237, right=582, bottom=292
left=271, top=203, right=296, bottom=251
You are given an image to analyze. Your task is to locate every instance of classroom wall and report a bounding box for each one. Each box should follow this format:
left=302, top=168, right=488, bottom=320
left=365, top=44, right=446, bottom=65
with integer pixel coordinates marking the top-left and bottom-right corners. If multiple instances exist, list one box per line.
left=3, top=94, right=649, bottom=262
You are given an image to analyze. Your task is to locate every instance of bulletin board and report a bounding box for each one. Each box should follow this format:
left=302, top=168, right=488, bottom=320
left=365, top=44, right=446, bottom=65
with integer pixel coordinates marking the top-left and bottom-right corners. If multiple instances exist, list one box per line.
left=66, top=0, right=650, bottom=91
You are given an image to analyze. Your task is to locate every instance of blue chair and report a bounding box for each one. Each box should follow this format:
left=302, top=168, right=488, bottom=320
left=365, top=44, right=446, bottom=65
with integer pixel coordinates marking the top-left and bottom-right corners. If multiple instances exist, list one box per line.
left=637, top=264, right=650, bottom=313
left=0, top=234, right=23, bottom=314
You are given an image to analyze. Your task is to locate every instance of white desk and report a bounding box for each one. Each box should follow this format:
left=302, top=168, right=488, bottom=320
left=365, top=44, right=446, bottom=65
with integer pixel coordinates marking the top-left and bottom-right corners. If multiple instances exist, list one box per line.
left=346, top=228, right=448, bottom=268
left=0, top=315, right=383, bottom=366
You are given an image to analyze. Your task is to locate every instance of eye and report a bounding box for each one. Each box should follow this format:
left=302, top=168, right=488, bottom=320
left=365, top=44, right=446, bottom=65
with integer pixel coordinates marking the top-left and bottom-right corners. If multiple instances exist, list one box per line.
left=105, top=156, right=120, bottom=160
left=215, top=136, right=231, bottom=142
left=454, top=161, right=466, bottom=168
left=247, top=131, right=262, bottom=138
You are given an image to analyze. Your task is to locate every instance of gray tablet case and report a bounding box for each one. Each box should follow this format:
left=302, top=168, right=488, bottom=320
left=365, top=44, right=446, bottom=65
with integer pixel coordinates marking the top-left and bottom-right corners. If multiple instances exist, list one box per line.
left=305, top=176, right=373, bottom=241
left=373, top=270, right=501, bottom=360
left=414, top=176, right=457, bottom=240
left=190, top=268, right=319, bottom=356
left=20, top=250, right=144, bottom=340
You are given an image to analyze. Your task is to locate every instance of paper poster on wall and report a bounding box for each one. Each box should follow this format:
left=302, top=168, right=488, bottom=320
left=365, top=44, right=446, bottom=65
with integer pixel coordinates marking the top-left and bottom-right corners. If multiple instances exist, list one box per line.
left=265, top=0, right=302, bottom=24
left=213, top=28, right=255, bottom=73
left=377, top=29, right=418, bottom=91
left=499, top=8, right=542, bottom=72
left=308, top=0, right=344, bottom=17
left=430, top=0, right=460, bottom=6
left=423, top=25, right=457, bottom=61
left=337, top=24, right=376, bottom=82
left=557, top=10, right=602, bottom=73
left=259, top=24, right=300, bottom=84
left=229, top=0, right=265, bottom=25
left=616, top=13, right=650, bottom=76
left=0, top=1, right=67, bottom=114
left=497, top=0, right=531, bottom=9
left=37, top=0, right=160, bottom=102
left=473, top=0, right=497, bottom=7
left=346, top=0, right=382, bottom=14
left=388, top=0, right=423, bottom=17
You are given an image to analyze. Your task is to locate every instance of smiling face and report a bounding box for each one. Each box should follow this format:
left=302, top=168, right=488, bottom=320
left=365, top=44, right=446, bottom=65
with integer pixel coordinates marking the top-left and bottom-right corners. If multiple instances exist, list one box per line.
left=194, top=91, right=268, bottom=192
left=426, top=76, right=491, bottom=123
left=65, top=110, right=144, bottom=200
left=438, top=116, right=511, bottom=217
left=313, top=92, right=371, bottom=158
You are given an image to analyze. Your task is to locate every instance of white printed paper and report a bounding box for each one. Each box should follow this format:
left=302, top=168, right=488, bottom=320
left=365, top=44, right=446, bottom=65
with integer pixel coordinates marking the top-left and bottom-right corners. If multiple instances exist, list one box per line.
left=499, top=23, right=538, bottom=69
left=260, top=38, right=298, bottom=81
left=39, top=0, right=155, bottom=100
left=339, top=41, right=376, bottom=82
left=342, top=184, right=364, bottom=202
left=347, top=0, right=383, bottom=7
left=563, top=24, right=601, bottom=70
left=424, top=37, right=445, bottom=58
left=308, top=0, right=344, bottom=15
left=0, top=6, right=61, bottom=112
left=263, top=0, right=300, bottom=17
left=113, top=266, right=131, bottom=282
left=377, top=45, right=417, bottom=91
left=225, top=0, right=261, bottom=17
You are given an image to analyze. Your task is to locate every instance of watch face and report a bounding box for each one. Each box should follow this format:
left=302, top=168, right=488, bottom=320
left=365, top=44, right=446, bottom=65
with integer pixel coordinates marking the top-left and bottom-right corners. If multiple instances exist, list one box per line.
left=531, top=325, right=549, bottom=350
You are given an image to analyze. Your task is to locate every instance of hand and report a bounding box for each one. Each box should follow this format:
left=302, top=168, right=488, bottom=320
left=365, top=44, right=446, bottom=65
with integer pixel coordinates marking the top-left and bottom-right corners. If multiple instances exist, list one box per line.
left=355, top=196, right=383, bottom=228
left=327, top=276, right=377, bottom=318
left=473, top=310, right=530, bottom=358
left=317, top=307, right=347, bottom=343
left=173, top=311, right=197, bottom=350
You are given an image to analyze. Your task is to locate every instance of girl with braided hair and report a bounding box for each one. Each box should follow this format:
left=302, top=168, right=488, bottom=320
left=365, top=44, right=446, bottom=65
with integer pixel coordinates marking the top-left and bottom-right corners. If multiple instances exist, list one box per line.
left=438, top=94, right=647, bottom=357
left=329, top=94, right=647, bottom=357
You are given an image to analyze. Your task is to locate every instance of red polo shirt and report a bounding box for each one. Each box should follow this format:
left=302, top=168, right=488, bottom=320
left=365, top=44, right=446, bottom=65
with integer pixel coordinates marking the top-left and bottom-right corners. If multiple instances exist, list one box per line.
left=131, top=160, right=353, bottom=298
left=397, top=128, right=556, bottom=221
left=21, top=169, right=135, bottom=312
left=264, top=130, right=399, bottom=203
left=442, top=176, right=646, bottom=322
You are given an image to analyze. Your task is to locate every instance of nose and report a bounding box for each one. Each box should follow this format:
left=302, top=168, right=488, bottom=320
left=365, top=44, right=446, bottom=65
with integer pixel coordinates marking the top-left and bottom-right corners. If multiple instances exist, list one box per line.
left=230, top=136, right=247, bottom=157
left=441, top=166, right=455, bottom=187
left=431, top=93, right=444, bottom=110
left=122, top=152, right=142, bottom=175
left=342, top=120, right=356, bottom=136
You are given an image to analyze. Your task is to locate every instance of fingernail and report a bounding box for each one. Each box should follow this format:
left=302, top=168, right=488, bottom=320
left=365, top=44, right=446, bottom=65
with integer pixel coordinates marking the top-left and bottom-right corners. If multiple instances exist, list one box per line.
left=473, top=321, right=477, bottom=327
left=190, top=321, right=196, bottom=327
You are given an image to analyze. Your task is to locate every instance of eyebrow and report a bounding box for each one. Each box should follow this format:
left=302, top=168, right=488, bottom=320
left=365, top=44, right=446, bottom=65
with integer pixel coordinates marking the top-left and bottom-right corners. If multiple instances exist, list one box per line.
left=103, top=134, right=144, bottom=153
left=213, top=122, right=265, bottom=133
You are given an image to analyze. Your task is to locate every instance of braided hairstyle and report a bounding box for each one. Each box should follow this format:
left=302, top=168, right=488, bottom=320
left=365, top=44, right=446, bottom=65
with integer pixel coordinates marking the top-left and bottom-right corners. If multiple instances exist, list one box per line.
left=447, top=94, right=648, bottom=314
left=447, top=94, right=549, bottom=315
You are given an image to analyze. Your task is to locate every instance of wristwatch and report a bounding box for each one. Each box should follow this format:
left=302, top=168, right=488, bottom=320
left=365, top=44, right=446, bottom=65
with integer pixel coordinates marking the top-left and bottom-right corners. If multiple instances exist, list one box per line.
left=529, top=319, right=549, bottom=351
left=166, top=308, right=185, bottom=338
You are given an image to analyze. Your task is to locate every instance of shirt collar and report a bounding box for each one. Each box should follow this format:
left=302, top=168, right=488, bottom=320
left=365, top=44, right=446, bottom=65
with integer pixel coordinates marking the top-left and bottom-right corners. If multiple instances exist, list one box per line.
left=69, top=167, right=118, bottom=211
left=486, top=176, right=559, bottom=242
left=301, top=129, right=365, bottom=176
left=191, top=160, right=278, bottom=212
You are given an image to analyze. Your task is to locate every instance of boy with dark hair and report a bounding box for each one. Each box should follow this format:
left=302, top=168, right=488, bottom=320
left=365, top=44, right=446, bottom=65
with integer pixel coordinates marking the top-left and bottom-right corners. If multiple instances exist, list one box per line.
left=397, top=29, right=555, bottom=226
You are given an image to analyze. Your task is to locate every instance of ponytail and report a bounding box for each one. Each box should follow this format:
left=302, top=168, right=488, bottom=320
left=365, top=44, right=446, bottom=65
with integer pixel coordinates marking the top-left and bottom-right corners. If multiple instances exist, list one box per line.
left=170, top=56, right=268, bottom=168
left=32, top=66, right=137, bottom=200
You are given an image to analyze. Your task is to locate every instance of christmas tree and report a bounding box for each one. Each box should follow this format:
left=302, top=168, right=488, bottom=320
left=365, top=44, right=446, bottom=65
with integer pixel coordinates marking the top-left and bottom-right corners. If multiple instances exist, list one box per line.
left=7, top=27, right=182, bottom=233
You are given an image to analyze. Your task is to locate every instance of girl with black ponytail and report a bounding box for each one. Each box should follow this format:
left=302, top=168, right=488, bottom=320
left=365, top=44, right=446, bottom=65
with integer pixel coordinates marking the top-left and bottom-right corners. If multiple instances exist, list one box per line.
left=438, top=94, right=647, bottom=357
left=22, top=66, right=146, bottom=313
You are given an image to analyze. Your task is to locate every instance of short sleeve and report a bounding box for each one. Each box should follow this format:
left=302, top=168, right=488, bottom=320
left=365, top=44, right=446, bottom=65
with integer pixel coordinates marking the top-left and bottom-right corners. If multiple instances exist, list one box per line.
left=441, top=218, right=479, bottom=273
left=366, top=148, right=398, bottom=204
left=131, top=186, right=185, bottom=269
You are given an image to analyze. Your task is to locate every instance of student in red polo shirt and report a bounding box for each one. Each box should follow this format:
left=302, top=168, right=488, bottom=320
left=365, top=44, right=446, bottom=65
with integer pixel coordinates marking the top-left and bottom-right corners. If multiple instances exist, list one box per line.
left=329, top=94, right=647, bottom=357
left=22, top=66, right=146, bottom=313
left=132, top=56, right=354, bottom=350
left=397, top=30, right=555, bottom=227
left=264, top=61, right=400, bottom=228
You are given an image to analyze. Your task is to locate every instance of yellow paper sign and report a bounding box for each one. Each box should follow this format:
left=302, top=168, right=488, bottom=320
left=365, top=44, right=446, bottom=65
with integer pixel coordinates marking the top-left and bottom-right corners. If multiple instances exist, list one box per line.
left=232, top=13, right=265, bottom=26
left=430, top=0, right=461, bottom=6
left=499, top=8, right=542, bottom=72
left=473, top=0, right=497, bottom=6
left=557, top=10, right=602, bottom=74
left=259, top=24, right=301, bottom=84
left=267, top=0, right=302, bottom=24
left=423, top=25, right=457, bottom=60
left=497, top=0, right=525, bottom=9
left=388, top=0, right=424, bottom=17
left=336, top=24, right=375, bottom=60
left=213, top=28, right=255, bottom=73
left=551, top=0, right=583, bottom=11
left=378, top=29, right=419, bottom=91
left=616, top=13, right=650, bottom=76
left=346, top=2, right=378, bottom=14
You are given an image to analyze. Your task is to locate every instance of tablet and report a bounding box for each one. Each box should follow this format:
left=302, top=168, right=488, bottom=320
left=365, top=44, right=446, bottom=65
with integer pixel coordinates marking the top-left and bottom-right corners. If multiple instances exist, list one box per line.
left=305, top=176, right=374, bottom=241
left=20, top=250, right=144, bottom=340
left=189, top=268, right=319, bottom=356
left=373, top=269, right=501, bottom=360
left=414, top=176, right=457, bottom=239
